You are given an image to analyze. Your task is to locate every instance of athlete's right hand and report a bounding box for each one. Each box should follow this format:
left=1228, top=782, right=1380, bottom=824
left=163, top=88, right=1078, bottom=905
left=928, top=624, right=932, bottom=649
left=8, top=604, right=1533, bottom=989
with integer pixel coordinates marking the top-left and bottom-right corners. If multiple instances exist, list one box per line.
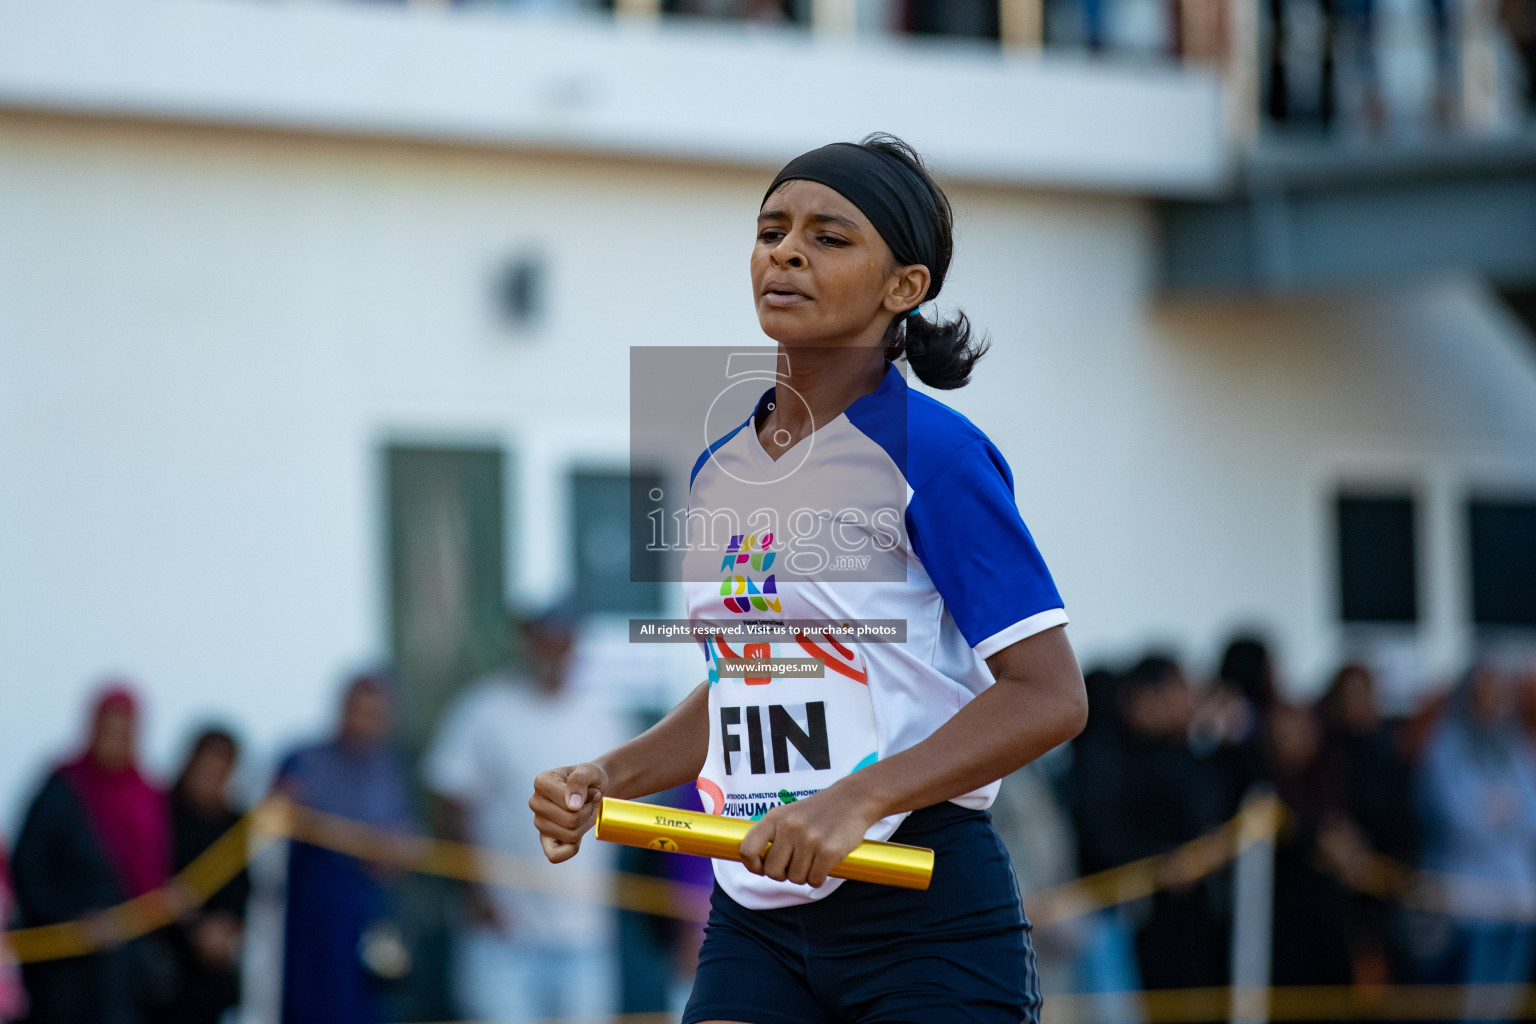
left=529, top=763, right=608, bottom=864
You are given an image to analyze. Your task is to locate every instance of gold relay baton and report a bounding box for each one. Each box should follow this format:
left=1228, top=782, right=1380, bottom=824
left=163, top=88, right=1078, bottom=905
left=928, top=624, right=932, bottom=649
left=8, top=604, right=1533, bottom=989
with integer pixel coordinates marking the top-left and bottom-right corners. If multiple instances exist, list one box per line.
left=594, top=796, right=934, bottom=890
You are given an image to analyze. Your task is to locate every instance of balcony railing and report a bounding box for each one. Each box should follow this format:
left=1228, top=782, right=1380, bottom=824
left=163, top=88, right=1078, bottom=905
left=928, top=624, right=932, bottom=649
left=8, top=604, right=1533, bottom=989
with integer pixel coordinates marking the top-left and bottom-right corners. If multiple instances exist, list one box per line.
left=379, top=0, right=1533, bottom=147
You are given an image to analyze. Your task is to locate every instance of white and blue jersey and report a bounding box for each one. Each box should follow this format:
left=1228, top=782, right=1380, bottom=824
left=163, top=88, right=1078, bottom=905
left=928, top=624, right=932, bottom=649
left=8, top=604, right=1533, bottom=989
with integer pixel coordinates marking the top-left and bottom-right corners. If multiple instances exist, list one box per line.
left=683, top=360, right=1067, bottom=910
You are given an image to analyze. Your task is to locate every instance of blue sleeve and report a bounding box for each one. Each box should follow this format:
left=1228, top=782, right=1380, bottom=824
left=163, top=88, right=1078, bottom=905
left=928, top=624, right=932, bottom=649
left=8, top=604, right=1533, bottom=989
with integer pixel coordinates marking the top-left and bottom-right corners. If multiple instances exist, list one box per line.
left=906, top=439, right=1066, bottom=658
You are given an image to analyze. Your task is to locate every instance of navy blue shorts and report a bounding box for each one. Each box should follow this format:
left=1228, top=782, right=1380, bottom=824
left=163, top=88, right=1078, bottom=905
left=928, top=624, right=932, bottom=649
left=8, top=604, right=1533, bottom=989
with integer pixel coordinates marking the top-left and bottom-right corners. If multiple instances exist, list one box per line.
left=682, top=802, right=1040, bottom=1024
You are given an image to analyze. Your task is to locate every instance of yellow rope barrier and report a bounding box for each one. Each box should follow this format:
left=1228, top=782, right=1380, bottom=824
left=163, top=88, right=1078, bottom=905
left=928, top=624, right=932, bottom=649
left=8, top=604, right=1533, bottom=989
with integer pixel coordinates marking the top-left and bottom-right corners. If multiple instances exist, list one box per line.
left=3, top=796, right=708, bottom=965
left=5, top=788, right=1532, bottom=968
left=379, top=985, right=1536, bottom=1024
left=379, top=984, right=1536, bottom=1024
left=276, top=797, right=1278, bottom=933
left=1042, top=984, right=1536, bottom=1024
left=7, top=808, right=272, bottom=964
left=1026, top=793, right=1278, bottom=927
left=1307, top=843, right=1536, bottom=925
left=280, top=802, right=704, bottom=922
left=370, top=989, right=1536, bottom=1024
left=396, top=1015, right=683, bottom=1024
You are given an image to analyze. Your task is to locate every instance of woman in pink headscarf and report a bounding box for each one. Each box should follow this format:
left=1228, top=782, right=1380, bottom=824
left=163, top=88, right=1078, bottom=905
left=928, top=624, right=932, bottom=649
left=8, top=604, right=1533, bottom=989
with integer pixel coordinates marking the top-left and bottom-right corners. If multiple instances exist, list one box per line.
left=0, top=846, right=28, bottom=1021
left=11, top=684, right=175, bottom=1024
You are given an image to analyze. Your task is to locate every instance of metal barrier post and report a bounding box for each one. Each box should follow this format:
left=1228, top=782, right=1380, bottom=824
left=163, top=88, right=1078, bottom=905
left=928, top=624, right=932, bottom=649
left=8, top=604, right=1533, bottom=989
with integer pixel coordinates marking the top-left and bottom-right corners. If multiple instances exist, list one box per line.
left=241, top=801, right=291, bottom=1024
left=615, top=0, right=662, bottom=20
left=999, top=0, right=1043, bottom=50
left=1224, top=0, right=1262, bottom=144
left=1229, top=788, right=1277, bottom=1024
left=811, top=0, right=858, bottom=36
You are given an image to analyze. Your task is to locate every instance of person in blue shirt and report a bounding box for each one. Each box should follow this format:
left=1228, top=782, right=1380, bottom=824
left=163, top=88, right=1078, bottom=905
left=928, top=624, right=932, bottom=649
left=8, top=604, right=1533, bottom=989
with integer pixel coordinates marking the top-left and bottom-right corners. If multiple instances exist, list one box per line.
left=531, top=134, right=1088, bottom=1024
left=275, top=672, right=415, bottom=1024
left=1415, top=662, right=1536, bottom=1018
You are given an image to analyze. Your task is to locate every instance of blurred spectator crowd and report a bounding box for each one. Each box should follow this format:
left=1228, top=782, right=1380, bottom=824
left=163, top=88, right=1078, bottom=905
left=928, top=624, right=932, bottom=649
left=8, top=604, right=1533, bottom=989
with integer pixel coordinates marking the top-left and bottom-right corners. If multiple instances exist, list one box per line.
left=2, top=626, right=1535, bottom=1024
left=0, top=608, right=708, bottom=1024
left=995, top=637, right=1536, bottom=1021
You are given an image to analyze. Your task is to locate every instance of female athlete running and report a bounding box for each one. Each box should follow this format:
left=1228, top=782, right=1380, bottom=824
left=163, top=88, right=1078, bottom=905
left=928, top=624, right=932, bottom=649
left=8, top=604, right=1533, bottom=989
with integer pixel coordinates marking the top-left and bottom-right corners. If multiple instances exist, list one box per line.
left=530, top=134, right=1088, bottom=1024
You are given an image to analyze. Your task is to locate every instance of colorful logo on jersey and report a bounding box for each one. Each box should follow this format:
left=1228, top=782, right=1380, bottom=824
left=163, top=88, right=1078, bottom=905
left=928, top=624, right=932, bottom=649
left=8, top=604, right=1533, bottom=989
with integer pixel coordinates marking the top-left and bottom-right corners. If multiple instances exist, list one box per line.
left=720, top=533, right=780, bottom=614
left=794, top=630, right=868, bottom=685
left=696, top=776, right=725, bottom=815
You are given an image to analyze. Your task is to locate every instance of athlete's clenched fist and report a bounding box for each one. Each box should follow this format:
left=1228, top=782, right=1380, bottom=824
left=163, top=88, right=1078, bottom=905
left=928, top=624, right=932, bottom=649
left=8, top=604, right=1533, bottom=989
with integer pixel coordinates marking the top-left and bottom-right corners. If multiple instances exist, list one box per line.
left=529, top=762, right=608, bottom=863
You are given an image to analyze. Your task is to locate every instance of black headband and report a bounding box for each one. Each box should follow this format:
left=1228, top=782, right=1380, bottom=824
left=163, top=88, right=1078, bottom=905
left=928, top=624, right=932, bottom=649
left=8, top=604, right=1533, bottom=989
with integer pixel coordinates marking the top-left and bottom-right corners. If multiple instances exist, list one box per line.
left=763, top=142, right=941, bottom=300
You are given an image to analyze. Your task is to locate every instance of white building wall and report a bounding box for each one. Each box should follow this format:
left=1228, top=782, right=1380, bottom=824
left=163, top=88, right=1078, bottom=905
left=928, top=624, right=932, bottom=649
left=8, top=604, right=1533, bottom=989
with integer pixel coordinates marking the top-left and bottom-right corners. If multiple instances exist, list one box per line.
left=2, top=109, right=1536, bottom=832
left=925, top=184, right=1536, bottom=691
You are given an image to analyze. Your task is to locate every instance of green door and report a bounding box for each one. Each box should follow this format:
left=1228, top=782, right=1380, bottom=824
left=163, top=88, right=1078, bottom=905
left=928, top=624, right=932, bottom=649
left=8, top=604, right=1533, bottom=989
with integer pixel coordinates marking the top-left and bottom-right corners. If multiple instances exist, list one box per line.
left=386, top=444, right=508, bottom=756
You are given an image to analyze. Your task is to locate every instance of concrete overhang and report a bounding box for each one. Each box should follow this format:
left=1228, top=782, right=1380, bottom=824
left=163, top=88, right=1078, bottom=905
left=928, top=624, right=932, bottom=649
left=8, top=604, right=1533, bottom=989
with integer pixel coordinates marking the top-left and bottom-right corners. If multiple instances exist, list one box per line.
left=1160, top=133, right=1536, bottom=294
left=0, top=0, right=1227, bottom=196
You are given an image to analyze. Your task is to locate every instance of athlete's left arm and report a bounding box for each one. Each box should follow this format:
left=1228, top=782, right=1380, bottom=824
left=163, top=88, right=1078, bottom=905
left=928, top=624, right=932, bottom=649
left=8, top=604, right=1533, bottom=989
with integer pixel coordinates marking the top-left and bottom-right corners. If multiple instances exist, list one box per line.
left=738, top=624, right=1087, bottom=887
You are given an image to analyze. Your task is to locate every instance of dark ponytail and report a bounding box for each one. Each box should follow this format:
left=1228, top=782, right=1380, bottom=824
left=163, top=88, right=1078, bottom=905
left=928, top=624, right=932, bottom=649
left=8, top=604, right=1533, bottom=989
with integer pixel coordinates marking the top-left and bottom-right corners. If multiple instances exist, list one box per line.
left=886, top=307, right=987, bottom=390
left=858, top=134, right=989, bottom=390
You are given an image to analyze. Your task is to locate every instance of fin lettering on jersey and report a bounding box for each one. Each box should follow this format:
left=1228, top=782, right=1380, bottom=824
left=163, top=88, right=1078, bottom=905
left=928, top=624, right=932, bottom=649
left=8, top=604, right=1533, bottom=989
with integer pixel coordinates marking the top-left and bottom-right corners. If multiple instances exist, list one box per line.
left=719, top=701, right=830, bottom=776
